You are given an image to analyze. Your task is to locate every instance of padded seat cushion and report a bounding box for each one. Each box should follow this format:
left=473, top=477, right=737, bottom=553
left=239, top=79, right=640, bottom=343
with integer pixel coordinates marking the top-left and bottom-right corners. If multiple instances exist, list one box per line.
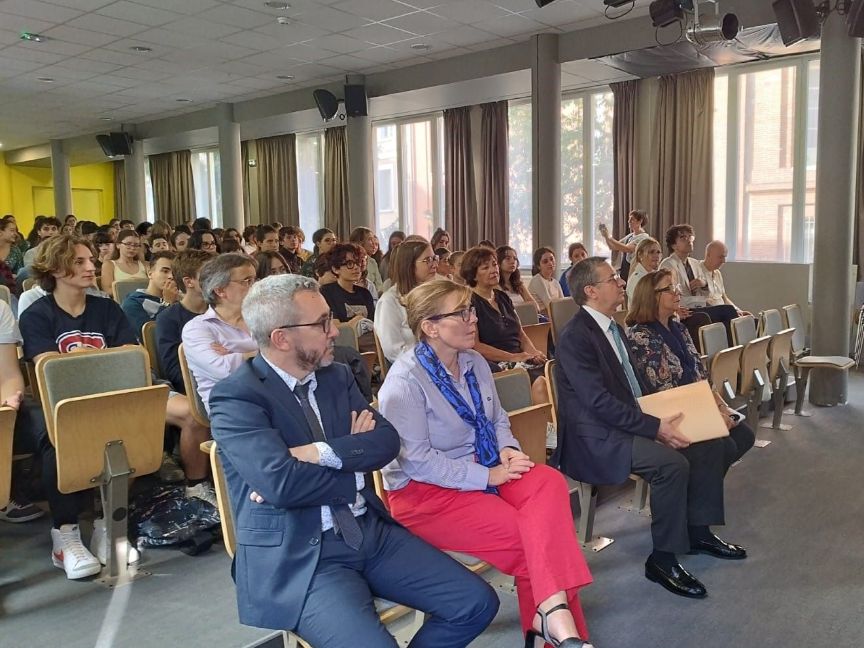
left=796, top=356, right=854, bottom=369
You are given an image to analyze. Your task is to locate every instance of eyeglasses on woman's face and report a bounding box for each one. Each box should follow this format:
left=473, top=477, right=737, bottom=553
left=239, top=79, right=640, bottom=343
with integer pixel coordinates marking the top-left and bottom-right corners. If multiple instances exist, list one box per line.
left=427, top=305, right=476, bottom=323
left=655, top=283, right=682, bottom=295
left=275, top=311, right=334, bottom=335
left=201, top=239, right=217, bottom=249
left=418, top=255, right=440, bottom=266
left=121, top=241, right=141, bottom=249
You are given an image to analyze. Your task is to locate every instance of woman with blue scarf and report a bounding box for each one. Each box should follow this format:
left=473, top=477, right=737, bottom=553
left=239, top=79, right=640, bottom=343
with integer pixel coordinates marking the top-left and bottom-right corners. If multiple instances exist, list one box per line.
left=379, top=280, right=595, bottom=648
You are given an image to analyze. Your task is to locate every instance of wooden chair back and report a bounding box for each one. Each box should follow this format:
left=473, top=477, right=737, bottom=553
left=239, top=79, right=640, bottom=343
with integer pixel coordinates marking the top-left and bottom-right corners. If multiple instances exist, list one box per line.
left=700, top=322, right=729, bottom=366
left=35, top=347, right=168, bottom=494
left=373, top=331, right=392, bottom=380
left=22, top=277, right=37, bottom=292
left=179, top=344, right=210, bottom=428
left=202, top=440, right=236, bottom=559
left=492, top=367, right=533, bottom=412
left=112, top=278, right=148, bottom=304
left=545, top=360, right=559, bottom=429
left=782, top=304, right=807, bottom=355
left=141, top=320, right=162, bottom=379
left=514, top=301, right=540, bottom=326
left=522, top=322, right=551, bottom=357
left=767, top=328, right=795, bottom=383
left=760, top=309, right=784, bottom=337
left=508, top=403, right=552, bottom=465
left=0, top=285, right=9, bottom=305
left=0, top=407, right=15, bottom=509
left=731, top=315, right=758, bottom=347
left=739, top=336, right=771, bottom=396
left=548, top=298, right=578, bottom=343
left=710, top=345, right=742, bottom=401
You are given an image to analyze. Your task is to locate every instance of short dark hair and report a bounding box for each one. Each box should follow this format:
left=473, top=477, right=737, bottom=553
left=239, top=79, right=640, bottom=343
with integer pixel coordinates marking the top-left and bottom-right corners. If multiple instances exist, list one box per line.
left=242, top=225, right=257, bottom=243
left=664, top=224, right=694, bottom=254
left=148, top=250, right=175, bottom=266
left=256, top=224, right=276, bottom=242
left=188, top=229, right=218, bottom=252
left=312, top=227, right=334, bottom=246
left=171, top=250, right=211, bottom=294
left=119, top=219, right=134, bottom=228
left=192, top=217, right=212, bottom=231
left=279, top=226, right=301, bottom=240
left=568, top=256, right=608, bottom=306
left=628, top=209, right=648, bottom=226
left=220, top=239, right=243, bottom=254
left=174, top=224, right=191, bottom=235
left=567, top=242, right=587, bottom=259
left=459, top=246, right=496, bottom=288
left=170, top=229, right=189, bottom=247
left=78, top=220, right=98, bottom=237
left=326, top=243, right=361, bottom=272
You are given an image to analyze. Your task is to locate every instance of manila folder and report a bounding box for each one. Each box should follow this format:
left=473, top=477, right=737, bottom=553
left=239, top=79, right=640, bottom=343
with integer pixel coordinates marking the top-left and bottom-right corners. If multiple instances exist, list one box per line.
left=637, top=381, right=729, bottom=442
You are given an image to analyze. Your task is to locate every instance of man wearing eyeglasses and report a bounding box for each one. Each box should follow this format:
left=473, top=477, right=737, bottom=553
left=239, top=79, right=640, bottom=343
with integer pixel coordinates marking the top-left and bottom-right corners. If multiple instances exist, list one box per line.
left=208, top=274, right=499, bottom=648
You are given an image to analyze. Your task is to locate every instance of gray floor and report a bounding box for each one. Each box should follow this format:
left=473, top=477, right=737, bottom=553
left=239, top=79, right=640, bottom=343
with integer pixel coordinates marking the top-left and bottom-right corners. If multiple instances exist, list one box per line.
left=2, top=372, right=863, bottom=648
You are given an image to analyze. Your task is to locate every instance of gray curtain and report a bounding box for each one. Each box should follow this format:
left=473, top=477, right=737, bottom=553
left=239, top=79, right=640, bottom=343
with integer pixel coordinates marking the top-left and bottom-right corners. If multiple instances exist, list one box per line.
left=148, top=150, right=196, bottom=227
left=256, top=134, right=300, bottom=226
left=113, top=159, right=126, bottom=220
left=324, top=126, right=350, bottom=240
left=611, top=80, right=639, bottom=240
left=651, top=68, right=714, bottom=250
left=444, top=106, right=477, bottom=249
left=478, top=101, right=508, bottom=247
left=241, top=140, right=252, bottom=226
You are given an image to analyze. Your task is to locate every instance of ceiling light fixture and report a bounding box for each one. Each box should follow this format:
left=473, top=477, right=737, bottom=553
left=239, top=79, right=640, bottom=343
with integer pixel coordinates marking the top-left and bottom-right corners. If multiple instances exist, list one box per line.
left=687, top=1, right=740, bottom=45
left=176, top=98, right=192, bottom=102
left=276, top=74, right=295, bottom=80
left=410, top=43, right=431, bottom=50
left=20, top=32, right=45, bottom=42
left=130, top=45, right=152, bottom=52
left=276, top=16, right=291, bottom=24
left=100, top=117, right=112, bottom=121
left=265, top=1, right=291, bottom=8
left=37, top=77, right=54, bottom=83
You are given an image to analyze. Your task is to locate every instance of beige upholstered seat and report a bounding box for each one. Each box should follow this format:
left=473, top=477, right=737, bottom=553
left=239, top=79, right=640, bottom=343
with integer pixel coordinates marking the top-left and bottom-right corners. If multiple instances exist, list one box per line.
left=0, top=407, right=15, bottom=510
left=112, top=278, right=148, bottom=304
left=548, top=298, right=578, bottom=344
left=700, top=322, right=729, bottom=367
left=179, top=344, right=210, bottom=428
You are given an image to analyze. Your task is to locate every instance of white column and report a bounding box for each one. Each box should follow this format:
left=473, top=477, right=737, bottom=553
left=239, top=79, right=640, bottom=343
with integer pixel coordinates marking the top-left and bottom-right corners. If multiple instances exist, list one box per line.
left=809, top=13, right=860, bottom=405
left=124, top=138, right=147, bottom=221
left=346, top=74, right=373, bottom=230
left=217, top=103, right=245, bottom=230
left=50, top=139, right=72, bottom=218
left=531, top=34, right=562, bottom=257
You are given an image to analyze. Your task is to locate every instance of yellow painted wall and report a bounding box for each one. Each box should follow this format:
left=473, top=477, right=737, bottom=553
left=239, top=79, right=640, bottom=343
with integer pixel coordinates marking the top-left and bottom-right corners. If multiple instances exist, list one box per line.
left=0, top=152, right=116, bottom=235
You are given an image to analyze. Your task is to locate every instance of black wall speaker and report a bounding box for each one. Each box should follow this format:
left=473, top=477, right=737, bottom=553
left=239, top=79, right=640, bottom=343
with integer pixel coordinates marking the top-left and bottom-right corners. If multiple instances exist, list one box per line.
left=313, top=89, right=340, bottom=121
left=344, top=84, right=367, bottom=117
left=96, top=132, right=133, bottom=157
left=772, top=0, right=820, bottom=46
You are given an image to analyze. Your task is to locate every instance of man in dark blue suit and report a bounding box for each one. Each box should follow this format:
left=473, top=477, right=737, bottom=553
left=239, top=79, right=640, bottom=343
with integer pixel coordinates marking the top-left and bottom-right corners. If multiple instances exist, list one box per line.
left=552, top=257, right=747, bottom=599
left=209, top=274, right=498, bottom=647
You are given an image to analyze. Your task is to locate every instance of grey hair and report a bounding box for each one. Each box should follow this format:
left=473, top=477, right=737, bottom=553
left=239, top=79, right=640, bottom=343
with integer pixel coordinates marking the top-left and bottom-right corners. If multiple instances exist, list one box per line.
left=568, top=256, right=608, bottom=306
left=242, top=274, right=320, bottom=348
left=199, top=253, right=256, bottom=306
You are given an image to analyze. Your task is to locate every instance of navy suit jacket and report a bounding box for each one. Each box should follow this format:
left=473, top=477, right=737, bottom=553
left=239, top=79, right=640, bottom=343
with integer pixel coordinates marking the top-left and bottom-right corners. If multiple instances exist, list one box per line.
left=209, top=354, right=400, bottom=631
left=552, top=307, right=660, bottom=485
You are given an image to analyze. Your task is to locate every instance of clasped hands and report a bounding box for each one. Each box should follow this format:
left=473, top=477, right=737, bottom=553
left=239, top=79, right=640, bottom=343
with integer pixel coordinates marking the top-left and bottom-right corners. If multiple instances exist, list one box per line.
left=249, top=409, right=375, bottom=504
left=487, top=447, right=534, bottom=487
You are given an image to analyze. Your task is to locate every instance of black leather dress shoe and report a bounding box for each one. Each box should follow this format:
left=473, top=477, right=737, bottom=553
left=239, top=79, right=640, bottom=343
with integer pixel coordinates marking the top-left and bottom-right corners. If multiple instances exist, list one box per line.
left=689, top=533, right=747, bottom=560
left=644, top=557, right=707, bottom=598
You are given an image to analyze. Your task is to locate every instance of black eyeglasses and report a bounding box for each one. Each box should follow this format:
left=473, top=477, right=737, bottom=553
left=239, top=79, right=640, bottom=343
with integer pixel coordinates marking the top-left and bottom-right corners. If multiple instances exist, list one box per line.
left=338, top=260, right=358, bottom=269
left=427, top=306, right=476, bottom=323
left=275, top=312, right=334, bottom=334
left=591, top=273, right=621, bottom=286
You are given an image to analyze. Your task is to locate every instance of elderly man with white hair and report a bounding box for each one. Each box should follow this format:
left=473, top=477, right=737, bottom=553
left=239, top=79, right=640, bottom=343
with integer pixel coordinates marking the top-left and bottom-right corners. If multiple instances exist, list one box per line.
left=699, top=241, right=752, bottom=318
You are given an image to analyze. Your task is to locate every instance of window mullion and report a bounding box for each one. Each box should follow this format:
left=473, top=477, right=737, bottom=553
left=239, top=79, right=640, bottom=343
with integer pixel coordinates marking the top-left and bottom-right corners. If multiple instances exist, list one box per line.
left=725, top=72, right=740, bottom=260
left=790, top=60, right=810, bottom=263
left=396, top=124, right=406, bottom=233
left=582, top=94, right=595, bottom=254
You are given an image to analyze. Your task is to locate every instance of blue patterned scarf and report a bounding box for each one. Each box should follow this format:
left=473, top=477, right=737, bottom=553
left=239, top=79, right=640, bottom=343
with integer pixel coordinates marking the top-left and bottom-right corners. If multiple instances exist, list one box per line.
left=414, top=340, right=501, bottom=493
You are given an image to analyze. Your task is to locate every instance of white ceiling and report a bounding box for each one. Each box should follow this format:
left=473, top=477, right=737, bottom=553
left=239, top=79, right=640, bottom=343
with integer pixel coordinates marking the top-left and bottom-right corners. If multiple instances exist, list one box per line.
left=0, top=0, right=649, bottom=151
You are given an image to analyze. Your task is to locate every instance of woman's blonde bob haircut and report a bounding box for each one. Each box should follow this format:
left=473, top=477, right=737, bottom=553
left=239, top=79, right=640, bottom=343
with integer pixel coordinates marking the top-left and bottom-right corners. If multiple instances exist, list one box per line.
left=633, top=236, right=661, bottom=266
left=404, top=279, right=473, bottom=340
left=625, top=268, right=674, bottom=326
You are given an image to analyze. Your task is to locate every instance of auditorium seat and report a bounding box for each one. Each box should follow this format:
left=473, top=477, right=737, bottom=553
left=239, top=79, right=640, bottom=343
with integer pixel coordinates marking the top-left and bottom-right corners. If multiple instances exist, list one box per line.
left=737, top=335, right=771, bottom=429
left=112, top=278, right=148, bottom=304
left=0, top=406, right=14, bottom=510
left=492, top=368, right=552, bottom=465
left=700, top=322, right=729, bottom=366
left=0, top=284, right=10, bottom=306
left=548, top=298, right=578, bottom=344
left=141, top=321, right=162, bottom=380
left=762, top=328, right=796, bottom=430
left=179, top=344, right=210, bottom=428
left=731, top=315, right=758, bottom=347
left=759, top=308, right=784, bottom=337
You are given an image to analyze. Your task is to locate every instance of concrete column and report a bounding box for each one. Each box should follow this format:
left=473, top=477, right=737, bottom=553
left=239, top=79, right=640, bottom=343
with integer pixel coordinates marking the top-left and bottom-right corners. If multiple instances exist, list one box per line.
left=50, top=139, right=72, bottom=218
left=217, top=103, right=245, bottom=230
left=346, top=74, right=373, bottom=230
left=809, top=13, right=860, bottom=405
left=531, top=33, right=562, bottom=258
left=124, top=138, right=146, bottom=221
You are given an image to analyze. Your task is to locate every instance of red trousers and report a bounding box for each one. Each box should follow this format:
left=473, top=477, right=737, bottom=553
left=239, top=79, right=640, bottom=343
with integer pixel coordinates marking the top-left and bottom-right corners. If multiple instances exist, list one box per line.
left=387, top=464, right=593, bottom=640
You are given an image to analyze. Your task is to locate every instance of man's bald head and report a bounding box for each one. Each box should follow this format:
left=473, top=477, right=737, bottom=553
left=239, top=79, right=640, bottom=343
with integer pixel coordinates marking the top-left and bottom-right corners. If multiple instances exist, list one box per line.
left=703, top=240, right=728, bottom=271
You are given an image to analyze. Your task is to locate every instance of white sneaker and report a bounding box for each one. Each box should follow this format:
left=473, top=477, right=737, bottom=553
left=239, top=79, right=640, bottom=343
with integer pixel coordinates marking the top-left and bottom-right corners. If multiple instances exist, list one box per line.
left=90, top=518, right=141, bottom=567
left=185, top=482, right=218, bottom=510
left=51, top=524, right=102, bottom=579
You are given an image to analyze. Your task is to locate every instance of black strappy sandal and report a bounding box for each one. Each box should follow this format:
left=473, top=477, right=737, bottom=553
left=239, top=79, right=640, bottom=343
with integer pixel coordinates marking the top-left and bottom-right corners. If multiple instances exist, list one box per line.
left=523, top=602, right=595, bottom=648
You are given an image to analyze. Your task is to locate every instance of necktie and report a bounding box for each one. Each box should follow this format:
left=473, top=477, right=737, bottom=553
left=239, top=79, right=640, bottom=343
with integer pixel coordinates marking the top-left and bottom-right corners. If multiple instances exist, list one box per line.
left=683, top=259, right=696, bottom=283
left=609, top=322, right=643, bottom=398
left=293, top=381, right=363, bottom=550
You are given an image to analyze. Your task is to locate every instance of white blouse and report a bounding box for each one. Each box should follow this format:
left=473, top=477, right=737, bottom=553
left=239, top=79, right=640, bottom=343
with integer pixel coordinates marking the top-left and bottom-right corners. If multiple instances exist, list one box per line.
left=527, top=274, right=564, bottom=311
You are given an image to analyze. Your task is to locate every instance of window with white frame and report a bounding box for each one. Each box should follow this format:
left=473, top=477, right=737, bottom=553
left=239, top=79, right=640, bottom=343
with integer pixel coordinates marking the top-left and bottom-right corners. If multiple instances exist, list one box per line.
left=296, top=131, right=325, bottom=237
left=372, top=116, right=444, bottom=244
left=508, top=101, right=533, bottom=266
left=713, top=56, right=820, bottom=263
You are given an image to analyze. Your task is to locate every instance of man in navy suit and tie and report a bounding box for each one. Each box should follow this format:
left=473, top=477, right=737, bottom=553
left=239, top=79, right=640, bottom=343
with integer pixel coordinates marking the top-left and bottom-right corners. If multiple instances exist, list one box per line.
left=552, top=257, right=747, bottom=599
left=209, top=274, right=498, bottom=647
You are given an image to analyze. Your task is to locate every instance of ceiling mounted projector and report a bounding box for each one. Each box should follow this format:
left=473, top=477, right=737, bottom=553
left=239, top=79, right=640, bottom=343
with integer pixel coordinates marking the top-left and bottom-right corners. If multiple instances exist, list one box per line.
left=688, top=3, right=740, bottom=44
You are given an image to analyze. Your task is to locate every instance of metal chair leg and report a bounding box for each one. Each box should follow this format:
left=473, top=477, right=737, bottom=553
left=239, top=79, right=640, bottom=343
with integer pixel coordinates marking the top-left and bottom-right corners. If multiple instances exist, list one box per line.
left=575, top=482, right=613, bottom=552
left=787, top=366, right=813, bottom=417
left=761, top=365, right=792, bottom=430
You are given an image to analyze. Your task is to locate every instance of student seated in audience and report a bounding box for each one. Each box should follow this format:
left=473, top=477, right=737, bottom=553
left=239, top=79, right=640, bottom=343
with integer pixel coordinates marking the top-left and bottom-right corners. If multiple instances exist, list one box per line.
left=277, top=226, right=304, bottom=274
left=254, top=251, right=290, bottom=280
left=208, top=274, right=497, bottom=647
left=21, top=216, right=61, bottom=273
left=430, top=227, right=451, bottom=251
left=659, top=225, right=738, bottom=337
left=19, top=235, right=212, bottom=578
left=374, top=239, right=438, bottom=364
left=313, top=252, right=336, bottom=287
left=135, top=222, right=152, bottom=240
left=378, top=229, right=405, bottom=281
left=626, top=237, right=662, bottom=304
left=300, top=228, right=337, bottom=277
left=147, top=235, right=171, bottom=259
left=435, top=248, right=454, bottom=281
left=171, top=228, right=190, bottom=252
left=119, top=219, right=135, bottom=230
left=354, top=246, right=378, bottom=300
left=380, top=280, right=595, bottom=648
left=0, top=299, right=44, bottom=523
left=320, top=244, right=376, bottom=352
left=461, top=247, right=548, bottom=404
left=497, top=245, right=540, bottom=310
left=554, top=258, right=749, bottom=600
left=296, top=226, right=313, bottom=261
left=0, top=216, right=25, bottom=280
left=449, top=250, right=466, bottom=285
left=478, top=239, right=496, bottom=250
left=156, top=250, right=212, bottom=395
left=599, top=209, right=650, bottom=281
left=188, top=229, right=219, bottom=255
left=559, top=242, right=588, bottom=297
left=242, top=225, right=258, bottom=255
left=223, top=228, right=241, bottom=245
left=212, top=228, right=224, bottom=246
left=220, top=239, right=244, bottom=254
left=256, top=225, right=279, bottom=253
left=527, top=247, right=564, bottom=316
left=699, top=240, right=752, bottom=317
left=101, top=229, right=148, bottom=298
left=182, top=254, right=259, bottom=413
left=192, top=217, right=212, bottom=231
left=121, top=251, right=178, bottom=337
left=349, top=227, right=384, bottom=294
